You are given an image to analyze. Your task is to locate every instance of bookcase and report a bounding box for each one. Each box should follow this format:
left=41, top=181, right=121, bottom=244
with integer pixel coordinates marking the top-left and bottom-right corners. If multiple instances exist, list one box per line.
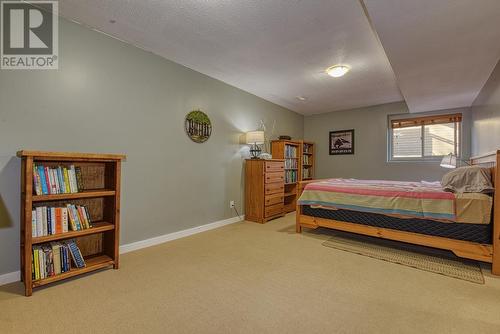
left=302, top=141, right=315, bottom=180
left=271, top=140, right=315, bottom=213
left=17, top=151, right=125, bottom=296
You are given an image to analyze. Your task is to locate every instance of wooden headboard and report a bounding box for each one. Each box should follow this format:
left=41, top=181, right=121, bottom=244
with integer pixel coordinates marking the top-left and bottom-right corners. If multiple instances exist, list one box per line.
left=470, top=150, right=500, bottom=274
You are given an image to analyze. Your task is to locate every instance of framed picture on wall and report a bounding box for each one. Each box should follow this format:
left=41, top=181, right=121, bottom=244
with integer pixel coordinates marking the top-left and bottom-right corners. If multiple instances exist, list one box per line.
left=329, top=129, right=354, bottom=155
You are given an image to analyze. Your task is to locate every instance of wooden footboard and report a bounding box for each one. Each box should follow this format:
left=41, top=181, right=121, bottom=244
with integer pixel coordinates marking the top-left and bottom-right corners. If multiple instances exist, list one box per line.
left=296, top=150, right=500, bottom=274
left=296, top=180, right=316, bottom=233
left=471, top=150, right=500, bottom=274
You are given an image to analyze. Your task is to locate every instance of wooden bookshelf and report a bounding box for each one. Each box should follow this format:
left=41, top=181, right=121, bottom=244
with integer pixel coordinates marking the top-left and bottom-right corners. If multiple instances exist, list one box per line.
left=301, top=141, right=315, bottom=181
left=32, top=189, right=116, bottom=202
left=32, top=254, right=114, bottom=288
left=271, top=140, right=315, bottom=213
left=17, top=150, right=125, bottom=296
left=31, top=222, right=115, bottom=244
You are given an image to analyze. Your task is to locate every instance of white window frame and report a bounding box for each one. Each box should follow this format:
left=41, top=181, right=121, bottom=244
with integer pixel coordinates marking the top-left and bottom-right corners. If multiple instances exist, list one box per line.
left=388, top=115, right=462, bottom=162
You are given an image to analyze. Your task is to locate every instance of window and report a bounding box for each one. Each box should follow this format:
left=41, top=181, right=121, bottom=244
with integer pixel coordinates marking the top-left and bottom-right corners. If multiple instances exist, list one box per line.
left=389, top=113, right=461, bottom=161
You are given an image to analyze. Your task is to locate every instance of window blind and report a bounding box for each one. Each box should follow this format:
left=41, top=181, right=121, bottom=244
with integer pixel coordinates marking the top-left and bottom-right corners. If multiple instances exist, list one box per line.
left=391, top=113, right=462, bottom=129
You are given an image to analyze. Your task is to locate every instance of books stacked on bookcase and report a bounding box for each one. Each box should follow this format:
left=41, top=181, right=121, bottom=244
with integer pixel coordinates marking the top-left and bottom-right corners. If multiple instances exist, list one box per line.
left=33, top=164, right=84, bottom=195
left=303, top=144, right=312, bottom=154
left=31, top=205, right=93, bottom=237
left=284, top=145, right=297, bottom=158
left=32, top=239, right=86, bottom=280
left=285, top=170, right=298, bottom=184
left=285, top=158, right=298, bottom=169
left=302, top=168, right=311, bottom=179
left=303, top=154, right=310, bottom=165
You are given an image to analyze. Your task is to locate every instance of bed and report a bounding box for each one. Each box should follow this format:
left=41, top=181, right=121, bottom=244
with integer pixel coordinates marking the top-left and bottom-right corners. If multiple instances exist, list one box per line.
left=295, top=150, right=500, bottom=275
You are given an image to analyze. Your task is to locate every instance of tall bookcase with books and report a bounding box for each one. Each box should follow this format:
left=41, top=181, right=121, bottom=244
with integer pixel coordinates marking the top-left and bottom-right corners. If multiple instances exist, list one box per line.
left=302, top=141, right=315, bottom=180
left=18, top=151, right=125, bottom=296
left=271, top=140, right=298, bottom=213
left=271, top=140, right=315, bottom=213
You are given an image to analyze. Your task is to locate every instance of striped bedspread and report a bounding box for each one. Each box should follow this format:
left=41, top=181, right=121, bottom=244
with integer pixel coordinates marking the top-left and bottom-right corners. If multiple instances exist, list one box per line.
left=298, top=179, right=456, bottom=221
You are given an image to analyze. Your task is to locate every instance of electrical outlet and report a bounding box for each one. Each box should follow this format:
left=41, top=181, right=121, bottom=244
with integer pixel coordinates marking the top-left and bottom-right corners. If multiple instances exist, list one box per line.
left=229, top=200, right=235, bottom=209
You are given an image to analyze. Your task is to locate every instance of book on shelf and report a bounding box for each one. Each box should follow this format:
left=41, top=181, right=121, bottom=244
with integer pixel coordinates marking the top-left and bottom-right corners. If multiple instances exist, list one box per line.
left=303, top=143, right=312, bottom=154
left=302, top=154, right=310, bottom=165
left=302, top=168, right=311, bottom=179
left=32, top=239, right=85, bottom=280
left=31, top=205, right=92, bottom=238
left=285, top=144, right=297, bottom=158
left=65, top=239, right=86, bottom=268
left=285, top=170, right=298, bottom=183
left=285, top=158, right=298, bottom=169
left=33, top=164, right=83, bottom=196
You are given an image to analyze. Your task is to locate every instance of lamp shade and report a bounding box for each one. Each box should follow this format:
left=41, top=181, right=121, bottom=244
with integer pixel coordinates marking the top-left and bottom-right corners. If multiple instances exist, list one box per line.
left=440, top=153, right=457, bottom=169
left=246, top=131, right=265, bottom=145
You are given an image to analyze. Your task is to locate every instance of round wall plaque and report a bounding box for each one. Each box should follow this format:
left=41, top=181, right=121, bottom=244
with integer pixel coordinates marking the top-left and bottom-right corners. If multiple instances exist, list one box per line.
left=185, top=110, right=212, bottom=143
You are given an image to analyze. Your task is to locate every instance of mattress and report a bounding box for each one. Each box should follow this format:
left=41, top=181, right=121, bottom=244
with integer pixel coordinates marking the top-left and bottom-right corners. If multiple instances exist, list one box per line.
left=302, top=206, right=492, bottom=244
left=298, top=178, right=492, bottom=225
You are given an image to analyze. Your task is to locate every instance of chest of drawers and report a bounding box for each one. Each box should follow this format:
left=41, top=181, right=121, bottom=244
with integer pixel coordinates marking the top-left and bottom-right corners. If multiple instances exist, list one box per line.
left=245, top=159, right=285, bottom=223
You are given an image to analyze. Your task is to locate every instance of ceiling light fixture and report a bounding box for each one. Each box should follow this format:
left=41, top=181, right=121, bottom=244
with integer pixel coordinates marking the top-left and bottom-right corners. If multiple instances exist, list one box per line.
left=296, top=96, right=307, bottom=101
left=326, top=65, right=350, bottom=78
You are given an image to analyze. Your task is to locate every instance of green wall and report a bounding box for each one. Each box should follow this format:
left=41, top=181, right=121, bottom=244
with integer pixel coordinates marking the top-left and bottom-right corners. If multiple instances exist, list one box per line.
left=0, top=18, right=303, bottom=275
left=304, top=101, right=471, bottom=182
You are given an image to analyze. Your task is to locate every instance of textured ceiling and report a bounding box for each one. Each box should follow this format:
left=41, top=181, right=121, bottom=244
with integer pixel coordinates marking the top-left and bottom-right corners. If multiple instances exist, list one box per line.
left=58, top=0, right=402, bottom=115
left=364, top=0, right=500, bottom=113
left=58, top=0, right=500, bottom=115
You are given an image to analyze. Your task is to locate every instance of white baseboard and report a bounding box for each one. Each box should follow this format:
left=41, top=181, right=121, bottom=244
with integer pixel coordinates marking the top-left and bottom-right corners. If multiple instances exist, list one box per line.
left=0, top=271, right=20, bottom=286
left=0, top=215, right=244, bottom=287
left=119, top=215, right=244, bottom=254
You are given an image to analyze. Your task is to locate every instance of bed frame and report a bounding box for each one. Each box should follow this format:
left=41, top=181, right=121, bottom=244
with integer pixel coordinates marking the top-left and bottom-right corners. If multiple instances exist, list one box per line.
left=296, top=150, right=500, bottom=275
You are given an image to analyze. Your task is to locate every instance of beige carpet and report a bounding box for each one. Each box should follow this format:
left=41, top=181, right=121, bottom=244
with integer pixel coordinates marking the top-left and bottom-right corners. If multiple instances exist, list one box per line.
left=323, top=234, right=484, bottom=284
left=1, top=213, right=500, bottom=334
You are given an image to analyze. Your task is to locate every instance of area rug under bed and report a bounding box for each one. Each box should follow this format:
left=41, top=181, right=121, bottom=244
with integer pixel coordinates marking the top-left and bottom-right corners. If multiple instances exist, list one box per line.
left=322, top=234, right=484, bottom=284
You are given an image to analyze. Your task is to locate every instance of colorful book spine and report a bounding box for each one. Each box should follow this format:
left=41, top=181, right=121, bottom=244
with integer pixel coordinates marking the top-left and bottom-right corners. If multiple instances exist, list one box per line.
left=62, top=208, right=69, bottom=233
left=77, top=206, right=89, bottom=229
left=38, top=165, right=48, bottom=195
left=57, top=167, right=65, bottom=193
left=55, top=208, right=61, bottom=234
left=44, top=167, right=51, bottom=194
left=69, top=165, right=78, bottom=193
left=83, top=207, right=92, bottom=228
left=50, top=207, right=56, bottom=235
left=33, top=166, right=42, bottom=195
left=35, top=207, right=43, bottom=237
left=46, top=208, right=52, bottom=235
left=51, top=243, right=62, bottom=275
left=66, top=205, right=79, bottom=231
left=41, top=207, right=48, bottom=236
left=65, top=240, right=86, bottom=268
left=31, top=210, right=37, bottom=237
left=75, top=166, right=84, bottom=191
left=33, top=247, right=40, bottom=280
left=70, top=205, right=82, bottom=230
left=63, top=168, right=71, bottom=193
left=38, top=248, right=45, bottom=279
left=53, top=169, right=60, bottom=194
